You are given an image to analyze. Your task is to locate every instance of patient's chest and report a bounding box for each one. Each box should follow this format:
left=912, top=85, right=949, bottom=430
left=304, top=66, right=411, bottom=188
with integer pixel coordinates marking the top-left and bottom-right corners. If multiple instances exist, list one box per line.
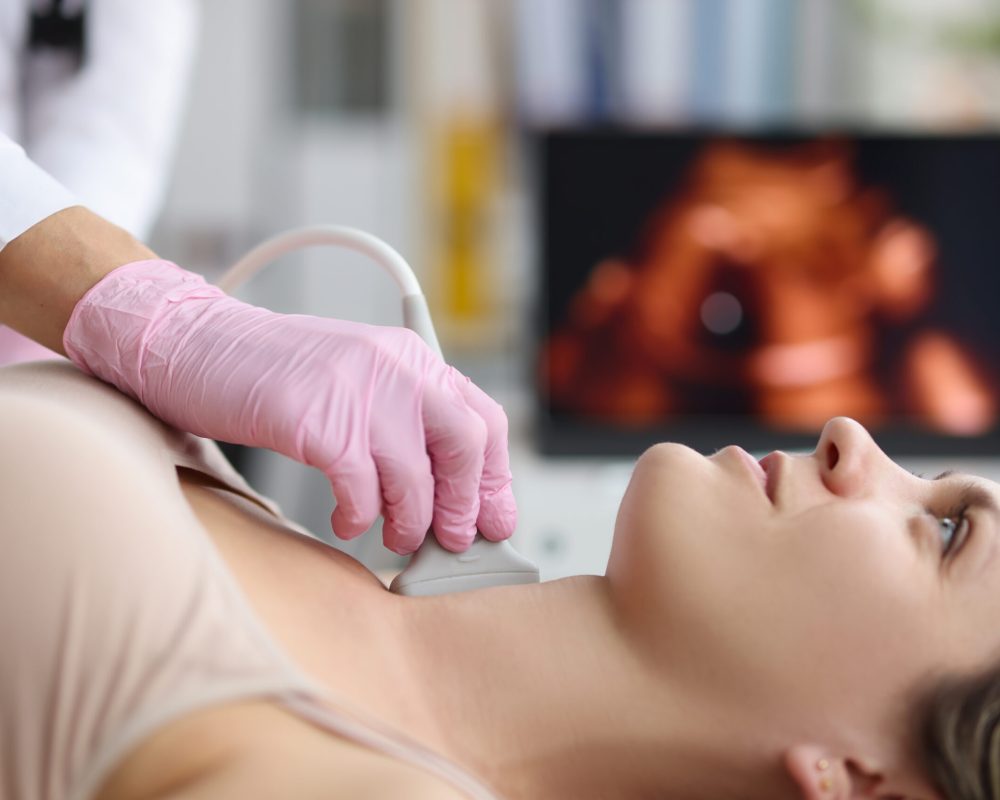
left=94, top=699, right=470, bottom=800
left=175, top=473, right=428, bottom=726
left=95, top=473, right=470, bottom=800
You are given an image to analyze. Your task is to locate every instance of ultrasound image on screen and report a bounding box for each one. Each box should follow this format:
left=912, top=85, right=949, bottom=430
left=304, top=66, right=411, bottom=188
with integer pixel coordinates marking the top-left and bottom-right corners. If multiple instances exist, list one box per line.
left=538, top=132, right=1000, bottom=455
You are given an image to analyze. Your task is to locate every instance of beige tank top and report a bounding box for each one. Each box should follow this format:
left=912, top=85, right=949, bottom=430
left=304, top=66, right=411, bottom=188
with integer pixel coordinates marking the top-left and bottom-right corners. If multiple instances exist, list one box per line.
left=0, top=361, right=497, bottom=800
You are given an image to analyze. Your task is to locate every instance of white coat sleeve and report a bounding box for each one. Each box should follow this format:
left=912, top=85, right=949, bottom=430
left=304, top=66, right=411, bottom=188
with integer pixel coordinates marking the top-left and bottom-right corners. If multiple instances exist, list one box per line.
left=0, top=2, right=26, bottom=141
left=20, top=0, right=199, bottom=239
left=0, top=132, right=77, bottom=250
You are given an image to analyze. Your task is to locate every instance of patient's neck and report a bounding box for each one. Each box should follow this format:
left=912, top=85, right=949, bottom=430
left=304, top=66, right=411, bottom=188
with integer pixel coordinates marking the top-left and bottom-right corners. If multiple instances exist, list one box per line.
left=402, top=576, right=793, bottom=800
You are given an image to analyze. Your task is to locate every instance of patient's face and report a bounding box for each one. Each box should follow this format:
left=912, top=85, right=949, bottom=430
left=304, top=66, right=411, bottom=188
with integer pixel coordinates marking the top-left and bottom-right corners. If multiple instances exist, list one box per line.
left=608, top=416, right=1000, bottom=762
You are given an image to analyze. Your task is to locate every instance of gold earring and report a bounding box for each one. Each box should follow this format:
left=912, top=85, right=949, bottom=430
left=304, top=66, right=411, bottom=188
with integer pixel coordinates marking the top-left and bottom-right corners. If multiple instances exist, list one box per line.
left=816, top=759, right=832, bottom=791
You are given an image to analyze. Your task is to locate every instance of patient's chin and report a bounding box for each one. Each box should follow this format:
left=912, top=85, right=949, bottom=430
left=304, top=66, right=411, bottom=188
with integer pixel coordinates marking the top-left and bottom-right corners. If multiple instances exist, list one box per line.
left=606, top=443, right=719, bottom=599
left=607, top=439, right=777, bottom=636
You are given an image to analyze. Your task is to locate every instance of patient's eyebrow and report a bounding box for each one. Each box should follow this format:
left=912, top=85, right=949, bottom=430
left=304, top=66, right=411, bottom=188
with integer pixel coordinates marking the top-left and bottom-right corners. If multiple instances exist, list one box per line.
left=932, top=470, right=1000, bottom=515
left=964, top=484, right=1000, bottom=518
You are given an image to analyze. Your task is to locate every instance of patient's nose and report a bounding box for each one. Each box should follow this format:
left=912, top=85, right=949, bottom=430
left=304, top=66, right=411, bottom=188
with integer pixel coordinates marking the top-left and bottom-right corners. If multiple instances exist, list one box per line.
left=815, top=416, right=884, bottom=497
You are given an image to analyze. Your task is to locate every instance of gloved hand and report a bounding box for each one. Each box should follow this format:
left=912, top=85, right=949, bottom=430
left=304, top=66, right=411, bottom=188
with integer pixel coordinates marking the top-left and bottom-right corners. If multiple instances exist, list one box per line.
left=63, top=259, right=517, bottom=554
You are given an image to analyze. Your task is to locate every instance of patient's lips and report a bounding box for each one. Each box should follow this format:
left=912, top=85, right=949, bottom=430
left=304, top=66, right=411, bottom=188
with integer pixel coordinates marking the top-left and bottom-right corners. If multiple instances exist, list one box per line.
left=758, top=452, right=784, bottom=505
left=731, top=446, right=769, bottom=502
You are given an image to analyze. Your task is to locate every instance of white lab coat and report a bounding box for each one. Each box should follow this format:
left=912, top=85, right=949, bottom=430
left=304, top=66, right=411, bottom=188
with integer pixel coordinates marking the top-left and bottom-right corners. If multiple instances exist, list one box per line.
left=0, top=0, right=198, bottom=363
left=0, top=0, right=199, bottom=240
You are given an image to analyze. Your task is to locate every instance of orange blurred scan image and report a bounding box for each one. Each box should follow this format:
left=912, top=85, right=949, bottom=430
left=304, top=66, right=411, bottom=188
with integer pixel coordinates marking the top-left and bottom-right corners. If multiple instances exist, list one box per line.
left=542, top=137, right=999, bottom=438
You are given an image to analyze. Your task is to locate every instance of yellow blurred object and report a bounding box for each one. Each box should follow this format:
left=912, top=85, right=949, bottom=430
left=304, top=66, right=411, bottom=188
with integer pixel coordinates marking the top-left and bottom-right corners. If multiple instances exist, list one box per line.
left=428, top=117, right=503, bottom=343
left=406, top=0, right=510, bottom=348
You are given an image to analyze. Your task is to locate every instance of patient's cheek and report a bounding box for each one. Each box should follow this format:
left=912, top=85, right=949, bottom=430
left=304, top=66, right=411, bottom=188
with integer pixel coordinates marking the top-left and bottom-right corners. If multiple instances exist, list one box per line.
left=781, top=506, right=902, bottom=582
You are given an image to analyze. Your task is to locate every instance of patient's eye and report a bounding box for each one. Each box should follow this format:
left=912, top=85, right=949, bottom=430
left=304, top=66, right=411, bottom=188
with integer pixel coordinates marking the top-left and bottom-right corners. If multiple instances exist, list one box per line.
left=937, top=507, right=970, bottom=559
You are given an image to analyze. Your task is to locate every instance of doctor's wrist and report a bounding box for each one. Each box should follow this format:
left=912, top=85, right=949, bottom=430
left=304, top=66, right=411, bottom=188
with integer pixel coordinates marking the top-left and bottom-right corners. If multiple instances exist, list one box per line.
left=0, top=205, right=155, bottom=354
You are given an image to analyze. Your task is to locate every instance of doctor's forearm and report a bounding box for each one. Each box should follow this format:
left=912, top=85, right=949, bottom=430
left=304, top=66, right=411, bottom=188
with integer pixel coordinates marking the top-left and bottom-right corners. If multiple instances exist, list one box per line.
left=0, top=206, right=154, bottom=354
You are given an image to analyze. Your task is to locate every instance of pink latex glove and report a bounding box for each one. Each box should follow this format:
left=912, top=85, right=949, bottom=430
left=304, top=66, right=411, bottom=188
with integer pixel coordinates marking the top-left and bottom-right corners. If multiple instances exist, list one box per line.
left=63, top=259, right=517, bottom=554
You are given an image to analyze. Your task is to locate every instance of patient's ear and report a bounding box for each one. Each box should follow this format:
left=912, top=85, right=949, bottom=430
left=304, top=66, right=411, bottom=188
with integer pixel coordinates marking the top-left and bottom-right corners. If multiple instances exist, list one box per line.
left=784, top=743, right=891, bottom=799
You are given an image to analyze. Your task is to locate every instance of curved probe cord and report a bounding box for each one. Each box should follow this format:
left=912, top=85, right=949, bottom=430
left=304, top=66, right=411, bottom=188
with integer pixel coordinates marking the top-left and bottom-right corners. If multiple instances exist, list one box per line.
left=214, top=225, right=442, bottom=356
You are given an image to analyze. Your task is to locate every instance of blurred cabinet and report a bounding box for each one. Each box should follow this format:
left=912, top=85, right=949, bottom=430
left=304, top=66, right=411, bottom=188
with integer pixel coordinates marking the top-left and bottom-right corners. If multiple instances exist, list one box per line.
left=509, top=450, right=630, bottom=580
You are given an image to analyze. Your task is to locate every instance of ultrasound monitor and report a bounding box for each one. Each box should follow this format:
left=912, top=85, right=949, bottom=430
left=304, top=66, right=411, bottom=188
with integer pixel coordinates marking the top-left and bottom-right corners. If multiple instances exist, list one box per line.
left=536, top=131, right=1000, bottom=456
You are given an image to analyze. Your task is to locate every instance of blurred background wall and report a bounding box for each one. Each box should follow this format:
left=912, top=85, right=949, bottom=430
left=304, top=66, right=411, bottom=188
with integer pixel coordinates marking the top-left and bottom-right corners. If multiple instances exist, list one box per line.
left=149, top=0, right=1000, bottom=580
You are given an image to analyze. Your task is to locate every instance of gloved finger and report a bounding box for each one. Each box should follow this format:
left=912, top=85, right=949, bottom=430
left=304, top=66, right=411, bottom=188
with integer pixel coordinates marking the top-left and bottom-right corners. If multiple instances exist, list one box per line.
left=369, top=376, right=436, bottom=555
left=381, top=520, right=433, bottom=557
left=374, top=453, right=435, bottom=555
left=326, top=456, right=382, bottom=540
left=423, top=368, right=487, bottom=552
left=454, top=375, right=518, bottom=542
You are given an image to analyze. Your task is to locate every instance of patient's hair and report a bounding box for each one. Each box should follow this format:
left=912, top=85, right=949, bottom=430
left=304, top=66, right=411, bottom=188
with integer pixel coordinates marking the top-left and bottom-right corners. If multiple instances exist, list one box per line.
left=919, top=663, right=1000, bottom=800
